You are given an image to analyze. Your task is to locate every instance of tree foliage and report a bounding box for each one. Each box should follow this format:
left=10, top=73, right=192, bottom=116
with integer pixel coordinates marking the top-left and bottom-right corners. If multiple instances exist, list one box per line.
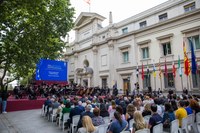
left=0, top=0, right=75, bottom=90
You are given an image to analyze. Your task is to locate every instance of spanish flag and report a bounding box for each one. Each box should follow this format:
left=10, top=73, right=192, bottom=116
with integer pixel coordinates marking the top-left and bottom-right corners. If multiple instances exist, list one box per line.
left=183, top=41, right=191, bottom=76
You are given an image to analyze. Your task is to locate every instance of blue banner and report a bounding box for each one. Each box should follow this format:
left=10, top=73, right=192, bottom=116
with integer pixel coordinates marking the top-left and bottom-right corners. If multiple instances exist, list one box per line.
left=36, top=59, right=68, bottom=81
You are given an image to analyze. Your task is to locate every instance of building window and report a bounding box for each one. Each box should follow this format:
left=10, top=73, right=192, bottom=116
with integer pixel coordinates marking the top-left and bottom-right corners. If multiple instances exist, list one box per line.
left=102, top=78, right=107, bottom=88
left=139, top=21, right=147, bottom=28
left=162, top=42, right=171, bottom=56
left=188, top=35, right=200, bottom=50
left=101, top=55, right=107, bottom=66
left=141, top=47, right=149, bottom=59
left=143, top=74, right=151, bottom=89
left=122, top=51, right=129, bottom=63
left=164, top=73, right=175, bottom=88
left=122, top=27, right=128, bottom=34
left=159, top=13, right=168, bottom=21
left=184, top=2, right=195, bottom=12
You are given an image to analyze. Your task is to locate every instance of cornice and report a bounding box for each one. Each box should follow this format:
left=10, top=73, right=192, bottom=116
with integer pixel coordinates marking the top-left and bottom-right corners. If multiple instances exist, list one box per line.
left=156, top=33, right=174, bottom=40
left=181, top=26, right=200, bottom=33
left=137, top=39, right=151, bottom=45
left=115, top=0, right=194, bottom=28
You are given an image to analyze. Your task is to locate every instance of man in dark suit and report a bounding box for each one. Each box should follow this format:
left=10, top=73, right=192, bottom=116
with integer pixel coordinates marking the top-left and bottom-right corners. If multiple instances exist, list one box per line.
left=68, top=100, right=83, bottom=124
left=77, top=104, right=94, bottom=129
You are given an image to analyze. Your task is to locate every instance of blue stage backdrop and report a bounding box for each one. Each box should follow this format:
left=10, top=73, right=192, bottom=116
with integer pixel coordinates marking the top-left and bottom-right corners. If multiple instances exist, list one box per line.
left=36, top=59, right=68, bottom=81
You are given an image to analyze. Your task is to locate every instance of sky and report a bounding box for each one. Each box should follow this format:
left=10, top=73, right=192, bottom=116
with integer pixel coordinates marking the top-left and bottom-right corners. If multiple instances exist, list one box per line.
left=68, top=0, right=168, bottom=42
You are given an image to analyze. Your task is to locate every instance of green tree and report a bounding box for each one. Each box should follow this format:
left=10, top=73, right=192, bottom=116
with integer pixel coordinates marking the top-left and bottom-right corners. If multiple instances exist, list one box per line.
left=0, top=0, right=75, bottom=90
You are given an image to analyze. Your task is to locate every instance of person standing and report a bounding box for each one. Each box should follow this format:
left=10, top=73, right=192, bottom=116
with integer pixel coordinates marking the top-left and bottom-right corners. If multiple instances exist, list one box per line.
left=1, top=88, right=9, bottom=113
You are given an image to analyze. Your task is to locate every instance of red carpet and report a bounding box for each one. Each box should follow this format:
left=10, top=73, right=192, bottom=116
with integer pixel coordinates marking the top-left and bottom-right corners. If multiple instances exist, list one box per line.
left=7, top=97, right=45, bottom=112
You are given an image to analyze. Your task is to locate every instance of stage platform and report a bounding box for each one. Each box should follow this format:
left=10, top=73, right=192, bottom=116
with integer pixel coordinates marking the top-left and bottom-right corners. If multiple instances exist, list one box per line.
left=6, top=97, right=45, bottom=112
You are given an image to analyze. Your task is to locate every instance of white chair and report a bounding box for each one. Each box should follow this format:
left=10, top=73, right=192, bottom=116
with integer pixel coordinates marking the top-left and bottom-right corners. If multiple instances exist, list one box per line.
left=98, top=124, right=108, bottom=133
left=170, top=119, right=179, bottom=133
left=196, top=112, right=200, bottom=132
left=129, top=119, right=135, bottom=127
left=187, top=114, right=196, bottom=131
left=144, top=115, right=151, bottom=124
left=41, top=104, right=45, bottom=116
left=62, top=113, right=69, bottom=131
left=70, top=115, right=80, bottom=133
left=48, top=107, right=53, bottom=121
left=56, top=111, right=62, bottom=126
left=135, top=129, right=150, bottom=133
left=153, top=123, right=163, bottom=133
left=196, top=112, right=200, bottom=122
left=109, top=111, right=115, bottom=121
left=120, top=131, right=130, bottom=133
left=50, top=108, right=58, bottom=123
left=179, top=117, right=188, bottom=133
left=103, top=116, right=110, bottom=125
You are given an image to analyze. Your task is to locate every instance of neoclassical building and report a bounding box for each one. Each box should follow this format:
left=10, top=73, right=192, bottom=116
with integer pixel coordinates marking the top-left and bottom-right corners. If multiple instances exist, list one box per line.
left=65, top=0, right=200, bottom=94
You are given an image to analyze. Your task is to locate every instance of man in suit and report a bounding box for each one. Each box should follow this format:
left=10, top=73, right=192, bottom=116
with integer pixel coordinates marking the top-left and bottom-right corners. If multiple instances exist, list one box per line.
left=77, top=104, right=94, bottom=129
left=68, top=100, right=83, bottom=124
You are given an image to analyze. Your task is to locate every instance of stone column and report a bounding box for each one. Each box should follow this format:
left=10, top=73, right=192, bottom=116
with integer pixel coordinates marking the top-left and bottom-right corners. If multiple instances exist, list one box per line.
left=92, top=46, right=98, bottom=87
left=74, top=53, right=79, bottom=83
left=108, top=40, right=115, bottom=90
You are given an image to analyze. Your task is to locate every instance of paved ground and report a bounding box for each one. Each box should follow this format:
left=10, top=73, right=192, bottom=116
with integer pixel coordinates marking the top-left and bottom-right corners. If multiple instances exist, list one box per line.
left=0, top=109, right=64, bottom=133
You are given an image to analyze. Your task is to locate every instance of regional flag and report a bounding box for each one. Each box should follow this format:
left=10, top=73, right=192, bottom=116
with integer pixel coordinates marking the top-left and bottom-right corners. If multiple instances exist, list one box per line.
left=178, top=55, right=182, bottom=77
left=172, top=62, right=176, bottom=77
left=164, top=58, right=168, bottom=77
left=183, top=41, right=191, bottom=76
left=158, top=61, right=162, bottom=78
left=153, top=63, right=156, bottom=78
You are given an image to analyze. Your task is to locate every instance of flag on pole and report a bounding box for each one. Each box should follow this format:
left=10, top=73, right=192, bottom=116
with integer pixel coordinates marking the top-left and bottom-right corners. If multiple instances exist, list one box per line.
left=136, top=63, right=139, bottom=78
left=164, top=58, right=168, bottom=77
left=183, top=41, right=191, bottom=76
left=172, top=62, right=176, bottom=77
left=142, top=62, right=144, bottom=80
left=178, top=55, right=182, bottom=77
left=189, top=39, right=197, bottom=74
left=84, top=0, right=91, bottom=5
left=147, top=62, right=150, bottom=78
left=158, top=60, right=162, bottom=78
left=153, top=63, right=156, bottom=78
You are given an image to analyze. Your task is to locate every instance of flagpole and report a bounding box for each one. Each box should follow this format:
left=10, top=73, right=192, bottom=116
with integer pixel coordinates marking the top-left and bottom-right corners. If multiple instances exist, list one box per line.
left=189, top=75, right=192, bottom=94
left=181, top=76, right=183, bottom=91
left=187, top=76, right=189, bottom=91
left=154, top=76, right=156, bottom=92
left=160, top=76, right=162, bottom=91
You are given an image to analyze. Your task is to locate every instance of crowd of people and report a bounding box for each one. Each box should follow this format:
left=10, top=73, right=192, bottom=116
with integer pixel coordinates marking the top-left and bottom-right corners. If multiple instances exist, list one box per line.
left=43, top=88, right=200, bottom=133
left=12, top=83, right=110, bottom=100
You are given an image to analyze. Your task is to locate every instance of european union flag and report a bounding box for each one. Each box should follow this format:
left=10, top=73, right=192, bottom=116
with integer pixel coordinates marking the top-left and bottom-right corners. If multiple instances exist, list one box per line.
left=189, top=39, right=197, bottom=74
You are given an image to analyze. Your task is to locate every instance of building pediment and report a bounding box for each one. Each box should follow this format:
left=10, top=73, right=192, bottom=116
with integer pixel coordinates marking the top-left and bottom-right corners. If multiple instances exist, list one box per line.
left=74, top=12, right=106, bottom=30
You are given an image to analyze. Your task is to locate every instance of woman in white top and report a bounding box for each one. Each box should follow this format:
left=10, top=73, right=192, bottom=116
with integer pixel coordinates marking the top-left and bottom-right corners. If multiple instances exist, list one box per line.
left=77, top=116, right=98, bottom=133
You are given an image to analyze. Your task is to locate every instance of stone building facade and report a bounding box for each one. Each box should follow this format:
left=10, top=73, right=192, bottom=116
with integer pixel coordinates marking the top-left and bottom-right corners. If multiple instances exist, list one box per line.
left=65, top=0, right=200, bottom=94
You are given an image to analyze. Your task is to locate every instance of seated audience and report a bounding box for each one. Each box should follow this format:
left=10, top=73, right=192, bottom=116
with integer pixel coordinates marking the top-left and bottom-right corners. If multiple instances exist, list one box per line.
left=108, top=111, right=129, bottom=133
left=116, top=105, right=125, bottom=120
left=67, top=100, right=83, bottom=126
left=92, top=108, right=105, bottom=126
left=162, top=102, right=175, bottom=131
left=132, top=111, right=148, bottom=133
left=184, top=100, right=193, bottom=115
left=190, top=99, right=200, bottom=115
left=142, top=103, right=152, bottom=117
left=125, top=104, right=135, bottom=124
left=77, top=116, right=98, bottom=133
left=148, top=104, right=162, bottom=133
left=77, top=104, right=94, bottom=129
left=175, top=100, right=187, bottom=127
